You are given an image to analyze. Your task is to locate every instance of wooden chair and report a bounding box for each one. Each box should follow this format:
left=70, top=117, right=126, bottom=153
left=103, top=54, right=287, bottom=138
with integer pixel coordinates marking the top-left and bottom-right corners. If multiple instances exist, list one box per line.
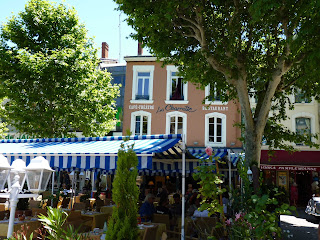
left=29, top=199, right=40, bottom=209
left=142, top=225, right=159, bottom=240
left=61, top=197, right=70, bottom=208
left=194, top=217, right=219, bottom=239
left=32, top=208, right=47, bottom=217
left=153, top=213, right=170, bottom=231
left=0, top=210, right=10, bottom=220
left=0, top=204, right=5, bottom=211
left=73, top=202, right=86, bottom=210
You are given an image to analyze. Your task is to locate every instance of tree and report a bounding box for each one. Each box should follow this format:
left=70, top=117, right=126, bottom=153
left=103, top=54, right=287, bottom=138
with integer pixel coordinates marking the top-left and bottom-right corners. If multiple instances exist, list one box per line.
left=105, top=142, right=139, bottom=240
left=115, top=0, right=320, bottom=187
left=0, top=0, right=119, bottom=138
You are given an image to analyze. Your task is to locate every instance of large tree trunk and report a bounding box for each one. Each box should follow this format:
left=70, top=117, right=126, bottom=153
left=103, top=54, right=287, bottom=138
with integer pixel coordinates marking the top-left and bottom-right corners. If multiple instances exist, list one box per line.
left=244, top=128, right=262, bottom=191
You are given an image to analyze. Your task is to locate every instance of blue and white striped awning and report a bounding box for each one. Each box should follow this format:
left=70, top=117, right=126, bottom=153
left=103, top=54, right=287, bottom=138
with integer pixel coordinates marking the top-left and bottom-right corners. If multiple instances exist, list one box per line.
left=188, top=147, right=228, bottom=161
left=0, top=134, right=182, bottom=171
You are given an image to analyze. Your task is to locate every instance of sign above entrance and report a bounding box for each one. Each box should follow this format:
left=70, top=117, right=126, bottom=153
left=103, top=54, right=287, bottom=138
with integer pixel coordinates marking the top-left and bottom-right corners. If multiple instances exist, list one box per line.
left=261, top=164, right=320, bottom=172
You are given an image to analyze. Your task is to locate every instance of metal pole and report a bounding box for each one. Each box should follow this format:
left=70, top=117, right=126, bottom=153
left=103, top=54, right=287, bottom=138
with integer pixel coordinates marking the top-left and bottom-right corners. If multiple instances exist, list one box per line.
left=181, top=135, right=186, bottom=240
left=7, top=175, right=20, bottom=239
left=228, top=150, right=232, bottom=191
left=51, top=171, right=54, bottom=195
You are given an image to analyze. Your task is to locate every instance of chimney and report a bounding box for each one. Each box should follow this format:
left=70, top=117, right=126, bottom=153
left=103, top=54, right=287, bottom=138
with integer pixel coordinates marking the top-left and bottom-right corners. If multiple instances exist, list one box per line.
left=102, top=42, right=109, bottom=59
left=138, top=42, right=143, bottom=56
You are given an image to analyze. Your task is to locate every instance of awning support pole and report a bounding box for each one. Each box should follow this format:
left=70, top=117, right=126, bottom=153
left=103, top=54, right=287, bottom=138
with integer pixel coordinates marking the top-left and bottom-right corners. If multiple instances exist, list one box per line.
left=51, top=171, right=54, bottom=195
left=228, top=150, right=232, bottom=192
left=181, top=135, right=186, bottom=240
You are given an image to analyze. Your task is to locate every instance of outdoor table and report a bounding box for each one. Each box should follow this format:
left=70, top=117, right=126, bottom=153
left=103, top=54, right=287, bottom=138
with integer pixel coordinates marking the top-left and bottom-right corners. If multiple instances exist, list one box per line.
left=138, top=222, right=166, bottom=240
left=0, top=217, right=41, bottom=238
left=81, top=212, right=109, bottom=230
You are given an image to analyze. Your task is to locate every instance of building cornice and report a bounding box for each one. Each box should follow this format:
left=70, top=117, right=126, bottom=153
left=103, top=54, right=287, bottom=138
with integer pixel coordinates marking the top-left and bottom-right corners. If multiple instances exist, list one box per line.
left=124, top=56, right=160, bottom=62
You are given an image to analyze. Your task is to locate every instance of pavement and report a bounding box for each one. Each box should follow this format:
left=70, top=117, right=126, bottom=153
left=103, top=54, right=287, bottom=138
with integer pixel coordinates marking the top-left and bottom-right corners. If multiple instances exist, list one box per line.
left=281, top=207, right=319, bottom=239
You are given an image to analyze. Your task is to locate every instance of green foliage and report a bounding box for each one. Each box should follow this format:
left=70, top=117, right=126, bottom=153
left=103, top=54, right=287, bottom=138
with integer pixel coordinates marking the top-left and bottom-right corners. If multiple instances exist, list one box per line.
left=105, top=142, right=140, bottom=240
left=0, top=0, right=119, bottom=138
left=193, top=156, right=226, bottom=217
left=227, top=161, right=295, bottom=240
left=38, top=207, right=86, bottom=240
left=115, top=0, right=320, bottom=166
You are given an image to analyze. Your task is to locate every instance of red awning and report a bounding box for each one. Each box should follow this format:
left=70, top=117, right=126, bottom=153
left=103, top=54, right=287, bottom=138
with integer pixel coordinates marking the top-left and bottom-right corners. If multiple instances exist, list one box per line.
left=260, top=150, right=320, bottom=171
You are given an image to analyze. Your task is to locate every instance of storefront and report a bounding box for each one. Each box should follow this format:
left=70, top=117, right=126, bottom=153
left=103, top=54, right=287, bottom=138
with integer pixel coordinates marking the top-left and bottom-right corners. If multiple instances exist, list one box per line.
left=261, top=150, right=320, bottom=206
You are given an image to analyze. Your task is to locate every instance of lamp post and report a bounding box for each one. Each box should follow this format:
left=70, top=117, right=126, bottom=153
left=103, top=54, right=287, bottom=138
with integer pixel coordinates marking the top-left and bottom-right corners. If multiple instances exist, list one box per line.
left=247, top=168, right=253, bottom=182
left=0, top=155, right=53, bottom=238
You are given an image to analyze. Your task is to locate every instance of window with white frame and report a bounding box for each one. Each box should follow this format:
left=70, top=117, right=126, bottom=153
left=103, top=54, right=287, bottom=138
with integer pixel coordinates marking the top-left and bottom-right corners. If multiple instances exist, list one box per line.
left=166, top=66, right=188, bottom=103
left=294, top=90, right=311, bottom=103
left=131, top=65, right=154, bottom=103
left=205, top=83, right=224, bottom=104
left=205, top=112, right=226, bottom=146
left=166, top=111, right=187, bottom=139
left=131, top=111, right=151, bottom=135
left=292, top=112, right=315, bottom=145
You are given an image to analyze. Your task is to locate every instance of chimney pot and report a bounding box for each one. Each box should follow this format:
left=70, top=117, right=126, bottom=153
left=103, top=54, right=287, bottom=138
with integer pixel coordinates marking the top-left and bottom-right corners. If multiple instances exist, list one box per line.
left=138, top=42, right=143, bottom=56
left=102, top=42, right=109, bottom=59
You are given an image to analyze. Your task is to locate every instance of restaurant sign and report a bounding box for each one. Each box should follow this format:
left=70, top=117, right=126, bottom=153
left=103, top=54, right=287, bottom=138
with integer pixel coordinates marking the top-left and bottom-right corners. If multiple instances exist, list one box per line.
left=260, top=164, right=320, bottom=171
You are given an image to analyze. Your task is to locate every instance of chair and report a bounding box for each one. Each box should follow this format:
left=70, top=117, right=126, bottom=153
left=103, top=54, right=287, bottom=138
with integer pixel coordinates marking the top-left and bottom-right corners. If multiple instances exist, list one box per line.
left=142, top=225, right=159, bottom=240
left=194, top=217, right=220, bottom=239
left=0, top=210, right=10, bottom=220
left=153, top=213, right=170, bottom=231
left=0, top=204, right=5, bottom=211
left=65, top=211, right=92, bottom=233
left=61, top=197, right=70, bottom=208
left=32, top=208, right=47, bottom=217
left=29, top=199, right=40, bottom=209
left=73, top=202, right=86, bottom=211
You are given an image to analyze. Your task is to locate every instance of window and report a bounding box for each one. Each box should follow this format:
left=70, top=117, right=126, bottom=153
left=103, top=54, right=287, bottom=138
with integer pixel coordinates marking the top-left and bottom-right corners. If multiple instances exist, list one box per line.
left=292, top=112, right=315, bottom=145
left=166, top=66, right=188, bottom=104
left=205, top=84, right=225, bottom=105
left=295, top=92, right=311, bottom=103
left=131, top=65, right=154, bottom=103
left=166, top=111, right=187, bottom=139
left=295, top=117, right=311, bottom=145
left=131, top=111, right=151, bottom=135
left=205, top=112, right=226, bottom=146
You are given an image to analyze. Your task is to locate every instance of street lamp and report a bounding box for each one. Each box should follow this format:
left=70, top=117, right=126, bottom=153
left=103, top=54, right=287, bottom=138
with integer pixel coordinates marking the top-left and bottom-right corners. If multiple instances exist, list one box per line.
left=247, top=167, right=253, bottom=182
left=0, top=155, right=11, bottom=191
left=25, top=156, right=54, bottom=193
left=0, top=155, right=53, bottom=238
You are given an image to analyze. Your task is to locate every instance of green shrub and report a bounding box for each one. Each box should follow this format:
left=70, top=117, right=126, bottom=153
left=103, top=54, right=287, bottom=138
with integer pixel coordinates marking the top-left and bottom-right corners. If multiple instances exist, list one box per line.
left=105, top=142, right=140, bottom=240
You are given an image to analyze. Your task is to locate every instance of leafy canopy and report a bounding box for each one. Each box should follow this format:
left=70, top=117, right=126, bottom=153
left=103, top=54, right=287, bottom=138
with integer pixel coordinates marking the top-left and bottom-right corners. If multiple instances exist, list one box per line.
left=115, top=0, right=320, bottom=154
left=0, top=0, right=119, bottom=138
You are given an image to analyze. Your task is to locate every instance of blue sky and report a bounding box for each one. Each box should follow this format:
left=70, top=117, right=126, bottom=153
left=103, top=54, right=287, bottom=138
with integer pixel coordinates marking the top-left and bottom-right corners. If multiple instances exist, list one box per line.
left=0, top=0, right=145, bottom=62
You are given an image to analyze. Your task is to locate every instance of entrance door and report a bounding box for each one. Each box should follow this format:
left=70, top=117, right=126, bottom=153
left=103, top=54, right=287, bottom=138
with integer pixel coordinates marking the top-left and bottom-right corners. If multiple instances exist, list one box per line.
left=296, top=171, right=312, bottom=206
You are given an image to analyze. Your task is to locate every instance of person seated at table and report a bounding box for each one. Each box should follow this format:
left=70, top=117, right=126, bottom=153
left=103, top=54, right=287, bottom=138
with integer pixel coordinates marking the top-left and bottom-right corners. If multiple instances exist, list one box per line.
left=187, top=193, right=199, bottom=216
left=139, top=193, right=156, bottom=222
left=192, top=196, right=209, bottom=218
left=93, top=192, right=104, bottom=212
left=170, top=193, right=182, bottom=217
left=155, top=196, right=172, bottom=219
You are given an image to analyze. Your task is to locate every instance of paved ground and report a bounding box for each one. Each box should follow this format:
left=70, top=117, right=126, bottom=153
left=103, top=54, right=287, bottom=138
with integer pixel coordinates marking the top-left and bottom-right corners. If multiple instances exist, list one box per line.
left=281, top=207, right=319, bottom=239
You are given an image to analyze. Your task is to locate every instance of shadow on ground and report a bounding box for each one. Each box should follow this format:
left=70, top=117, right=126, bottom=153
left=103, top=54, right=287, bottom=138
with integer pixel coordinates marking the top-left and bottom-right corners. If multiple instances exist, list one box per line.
left=281, top=207, right=319, bottom=240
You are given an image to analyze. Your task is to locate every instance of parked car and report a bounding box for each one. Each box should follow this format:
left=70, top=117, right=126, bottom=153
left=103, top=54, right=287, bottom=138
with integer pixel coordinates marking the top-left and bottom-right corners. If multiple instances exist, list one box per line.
left=305, top=195, right=320, bottom=218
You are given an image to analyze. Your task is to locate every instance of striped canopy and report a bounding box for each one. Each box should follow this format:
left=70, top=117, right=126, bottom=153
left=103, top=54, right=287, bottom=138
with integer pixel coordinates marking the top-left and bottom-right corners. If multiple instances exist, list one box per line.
left=188, top=147, right=244, bottom=166
left=0, top=134, right=182, bottom=171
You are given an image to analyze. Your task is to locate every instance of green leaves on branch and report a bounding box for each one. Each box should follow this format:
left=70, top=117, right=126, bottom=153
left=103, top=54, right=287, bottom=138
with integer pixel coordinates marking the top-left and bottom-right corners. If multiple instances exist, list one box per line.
left=0, top=0, right=119, bottom=138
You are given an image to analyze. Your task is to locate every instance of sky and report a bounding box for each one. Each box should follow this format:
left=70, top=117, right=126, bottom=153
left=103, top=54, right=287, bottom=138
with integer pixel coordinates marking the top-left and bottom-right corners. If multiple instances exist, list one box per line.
left=0, top=0, right=146, bottom=62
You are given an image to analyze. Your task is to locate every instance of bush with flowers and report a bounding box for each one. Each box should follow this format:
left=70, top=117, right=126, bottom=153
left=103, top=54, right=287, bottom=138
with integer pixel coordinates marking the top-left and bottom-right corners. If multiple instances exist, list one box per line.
left=193, top=147, right=295, bottom=240
left=225, top=161, right=295, bottom=240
